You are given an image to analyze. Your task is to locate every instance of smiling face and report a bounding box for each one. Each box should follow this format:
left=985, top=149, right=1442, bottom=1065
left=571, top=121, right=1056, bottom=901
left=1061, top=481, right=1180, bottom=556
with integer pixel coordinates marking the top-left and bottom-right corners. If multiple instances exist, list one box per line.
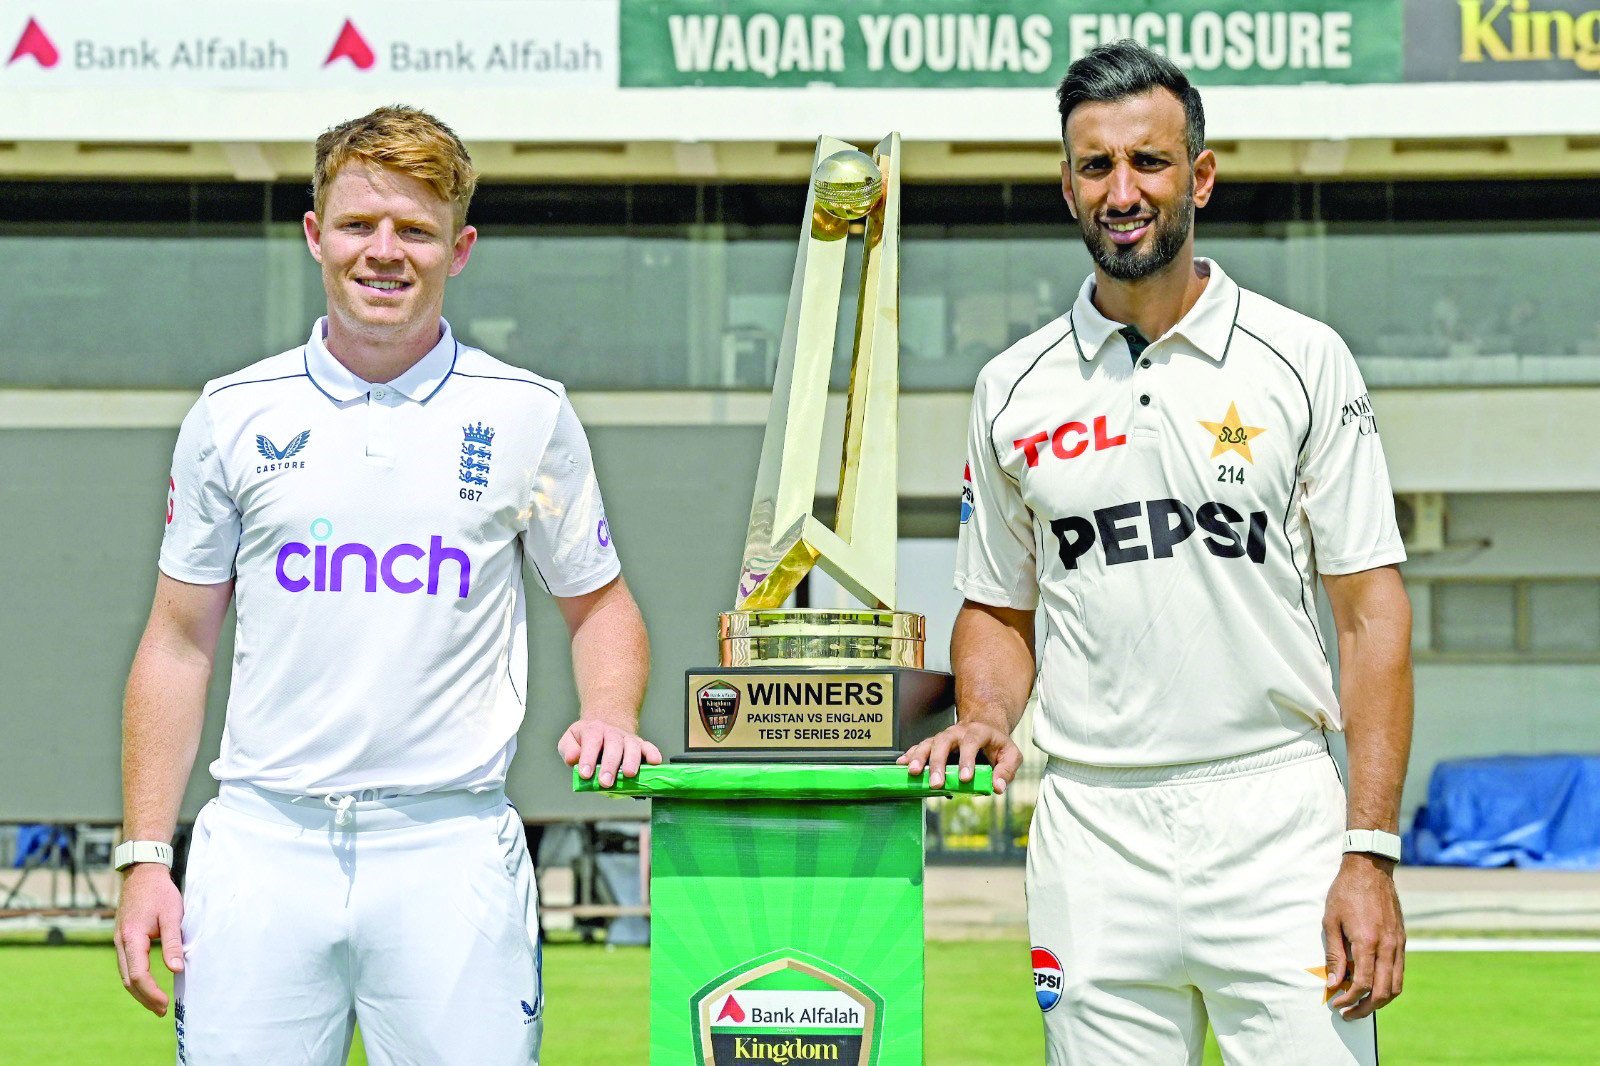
left=1061, top=88, right=1214, bottom=283
left=303, top=163, right=477, bottom=346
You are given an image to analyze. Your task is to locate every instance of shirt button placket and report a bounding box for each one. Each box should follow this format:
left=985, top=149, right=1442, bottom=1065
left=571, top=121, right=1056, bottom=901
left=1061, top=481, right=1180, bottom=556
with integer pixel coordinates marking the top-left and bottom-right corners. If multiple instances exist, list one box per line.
left=366, top=388, right=396, bottom=462
left=1118, top=325, right=1158, bottom=429
left=1134, top=351, right=1156, bottom=431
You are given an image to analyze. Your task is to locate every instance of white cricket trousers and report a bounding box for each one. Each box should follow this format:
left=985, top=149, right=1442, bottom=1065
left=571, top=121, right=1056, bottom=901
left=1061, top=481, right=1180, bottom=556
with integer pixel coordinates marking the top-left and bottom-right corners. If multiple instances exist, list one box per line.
left=173, top=783, right=543, bottom=1065
left=1026, top=732, right=1379, bottom=1066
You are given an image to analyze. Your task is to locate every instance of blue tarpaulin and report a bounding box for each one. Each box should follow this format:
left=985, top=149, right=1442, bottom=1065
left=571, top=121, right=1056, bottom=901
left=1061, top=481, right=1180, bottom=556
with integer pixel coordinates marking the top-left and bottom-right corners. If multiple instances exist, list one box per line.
left=11, top=825, right=72, bottom=868
left=1405, top=754, right=1600, bottom=869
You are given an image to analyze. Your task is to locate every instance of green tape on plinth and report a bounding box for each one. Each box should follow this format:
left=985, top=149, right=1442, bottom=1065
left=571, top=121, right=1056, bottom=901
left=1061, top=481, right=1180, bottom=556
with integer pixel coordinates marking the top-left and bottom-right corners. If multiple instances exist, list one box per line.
left=572, top=762, right=993, bottom=799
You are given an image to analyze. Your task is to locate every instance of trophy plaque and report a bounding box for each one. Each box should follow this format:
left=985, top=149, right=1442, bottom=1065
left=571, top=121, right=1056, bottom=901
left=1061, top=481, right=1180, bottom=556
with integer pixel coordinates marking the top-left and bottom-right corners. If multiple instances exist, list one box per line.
left=678, top=132, right=955, bottom=763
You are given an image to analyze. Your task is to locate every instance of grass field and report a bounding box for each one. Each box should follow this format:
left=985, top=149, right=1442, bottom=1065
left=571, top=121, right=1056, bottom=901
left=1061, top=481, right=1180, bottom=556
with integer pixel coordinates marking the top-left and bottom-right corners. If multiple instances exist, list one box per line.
left=2, top=942, right=1597, bottom=1064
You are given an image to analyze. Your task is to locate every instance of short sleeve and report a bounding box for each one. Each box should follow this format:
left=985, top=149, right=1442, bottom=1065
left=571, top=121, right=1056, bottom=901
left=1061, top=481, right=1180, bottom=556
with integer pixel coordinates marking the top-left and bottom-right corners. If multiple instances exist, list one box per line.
left=522, top=397, right=622, bottom=598
left=158, top=397, right=240, bottom=584
left=954, top=387, right=1039, bottom=608
left=1299, top=332, right=1407, bottom=576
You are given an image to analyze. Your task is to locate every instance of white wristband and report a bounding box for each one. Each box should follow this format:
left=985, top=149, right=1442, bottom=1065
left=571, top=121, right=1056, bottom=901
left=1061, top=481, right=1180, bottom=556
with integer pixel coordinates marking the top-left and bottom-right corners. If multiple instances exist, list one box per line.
left=114, top=840, right=174, bottom=871
left=1342, top=829, right=1402, bottom=862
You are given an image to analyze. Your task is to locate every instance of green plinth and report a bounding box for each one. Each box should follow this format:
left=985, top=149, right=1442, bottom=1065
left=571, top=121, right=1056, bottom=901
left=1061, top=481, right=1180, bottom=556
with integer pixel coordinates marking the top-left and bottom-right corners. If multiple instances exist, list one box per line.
left=577, top=764, right=993, bottom=1065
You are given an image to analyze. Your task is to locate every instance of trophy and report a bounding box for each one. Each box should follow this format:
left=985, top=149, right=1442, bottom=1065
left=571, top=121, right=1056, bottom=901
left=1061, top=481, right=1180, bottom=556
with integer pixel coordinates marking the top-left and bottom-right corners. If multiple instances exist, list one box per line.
left=579, top=134, right=988, bottom=1066
left=681, top=133, right=956, bottom=763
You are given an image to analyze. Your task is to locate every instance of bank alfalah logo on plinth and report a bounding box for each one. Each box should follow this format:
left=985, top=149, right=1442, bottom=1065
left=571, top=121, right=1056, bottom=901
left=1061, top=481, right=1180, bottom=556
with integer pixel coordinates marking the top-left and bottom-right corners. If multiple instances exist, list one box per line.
left=692, top=951, right=883, bottom=1066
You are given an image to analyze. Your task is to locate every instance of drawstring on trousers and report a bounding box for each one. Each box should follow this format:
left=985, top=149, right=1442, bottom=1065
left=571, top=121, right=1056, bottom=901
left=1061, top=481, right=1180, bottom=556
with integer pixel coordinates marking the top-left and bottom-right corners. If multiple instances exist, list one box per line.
left=324, top=794, right=355, bottom=828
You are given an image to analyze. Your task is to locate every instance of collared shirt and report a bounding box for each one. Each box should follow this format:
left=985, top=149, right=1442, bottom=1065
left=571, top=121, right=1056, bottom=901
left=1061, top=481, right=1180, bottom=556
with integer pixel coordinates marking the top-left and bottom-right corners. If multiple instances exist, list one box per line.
left=160, top=318, right=621, bottom=794
left=956, top=259, right=1404, bottom=767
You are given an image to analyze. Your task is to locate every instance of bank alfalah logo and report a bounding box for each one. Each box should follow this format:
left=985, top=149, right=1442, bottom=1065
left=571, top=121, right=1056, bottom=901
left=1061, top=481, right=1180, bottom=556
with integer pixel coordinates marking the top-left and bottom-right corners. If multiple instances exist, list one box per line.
left=7, top=17, right=58, bottom=67
left=324, top=19, right=375, bottom=69
left=460, top=422, right=494, bottom=488
left=694, top=951, right=881, bottom=1066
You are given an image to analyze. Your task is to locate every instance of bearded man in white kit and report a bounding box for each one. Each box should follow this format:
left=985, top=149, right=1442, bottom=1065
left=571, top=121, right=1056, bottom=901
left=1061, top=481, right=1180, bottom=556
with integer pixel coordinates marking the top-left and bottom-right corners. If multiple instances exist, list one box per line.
left=904, top=41, right=1413, bottom=1065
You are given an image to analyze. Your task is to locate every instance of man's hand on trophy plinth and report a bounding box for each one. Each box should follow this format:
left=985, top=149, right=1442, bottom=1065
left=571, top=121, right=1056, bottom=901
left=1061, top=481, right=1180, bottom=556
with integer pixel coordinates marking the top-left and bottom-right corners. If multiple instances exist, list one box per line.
left=898, top=722, right=1022, bottom=795
left=555, top=575, right=656, bottom=789
left=560, top=719, right=663, bottom=789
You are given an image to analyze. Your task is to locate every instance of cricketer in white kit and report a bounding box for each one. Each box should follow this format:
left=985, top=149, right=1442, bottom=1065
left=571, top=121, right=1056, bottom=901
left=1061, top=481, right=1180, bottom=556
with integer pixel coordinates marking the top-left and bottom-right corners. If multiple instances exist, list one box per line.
left=113, top=106, right=661, bottom=1065
left=902, top=42, right=1414, bottom=1065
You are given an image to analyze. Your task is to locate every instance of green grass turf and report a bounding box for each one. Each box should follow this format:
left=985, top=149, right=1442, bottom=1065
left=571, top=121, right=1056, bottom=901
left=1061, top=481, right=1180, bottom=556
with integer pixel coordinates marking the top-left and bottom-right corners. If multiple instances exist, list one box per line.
left=2, top=942, right=1598, bottom=1064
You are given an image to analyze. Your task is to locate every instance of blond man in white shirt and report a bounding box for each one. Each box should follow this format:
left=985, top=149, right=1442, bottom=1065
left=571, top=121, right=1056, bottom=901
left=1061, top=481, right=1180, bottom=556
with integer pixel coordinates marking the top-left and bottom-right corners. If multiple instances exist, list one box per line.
left=114, top=105, right=658, bottom=1065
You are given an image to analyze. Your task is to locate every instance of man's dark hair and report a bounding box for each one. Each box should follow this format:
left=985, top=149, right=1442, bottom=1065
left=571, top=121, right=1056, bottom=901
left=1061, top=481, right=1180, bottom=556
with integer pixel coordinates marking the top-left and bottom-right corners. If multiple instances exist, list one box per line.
left=1056, top=41, right=1206, bottom=162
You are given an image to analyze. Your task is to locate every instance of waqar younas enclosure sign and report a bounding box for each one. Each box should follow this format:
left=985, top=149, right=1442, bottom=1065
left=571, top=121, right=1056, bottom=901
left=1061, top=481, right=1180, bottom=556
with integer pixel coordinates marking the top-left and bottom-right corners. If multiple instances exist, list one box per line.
left=620, top=0, right=1404, bottom=87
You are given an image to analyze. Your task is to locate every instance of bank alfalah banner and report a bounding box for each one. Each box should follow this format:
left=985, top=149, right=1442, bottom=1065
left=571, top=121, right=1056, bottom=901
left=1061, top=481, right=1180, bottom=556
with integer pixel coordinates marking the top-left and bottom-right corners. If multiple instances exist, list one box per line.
left=0, top=1, right=617, bottom=89
left=3, top=2, right=1597, bottom=91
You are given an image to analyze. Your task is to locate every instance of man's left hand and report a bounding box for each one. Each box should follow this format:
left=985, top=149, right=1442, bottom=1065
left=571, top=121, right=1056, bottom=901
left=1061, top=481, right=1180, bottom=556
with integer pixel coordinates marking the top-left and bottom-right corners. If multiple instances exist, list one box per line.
left=559, top=719, right=662, bottom=788
left=1323, top=853, right=1406, bottom=1020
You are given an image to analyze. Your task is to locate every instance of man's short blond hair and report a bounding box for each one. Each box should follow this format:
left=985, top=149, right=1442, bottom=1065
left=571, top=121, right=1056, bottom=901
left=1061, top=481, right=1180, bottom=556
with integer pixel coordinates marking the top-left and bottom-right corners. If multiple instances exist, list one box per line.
left=313, top=105, right=478, bottom=230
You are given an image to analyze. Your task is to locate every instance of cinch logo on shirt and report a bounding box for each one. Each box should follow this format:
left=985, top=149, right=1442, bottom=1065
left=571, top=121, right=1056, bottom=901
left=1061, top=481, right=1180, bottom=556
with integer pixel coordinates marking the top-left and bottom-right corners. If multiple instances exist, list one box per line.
left=1012, top=415, right=1127, bottom=467
left=1050, top=498, right=1269, bottom=571
left=274, top=522, right=472, bottom=598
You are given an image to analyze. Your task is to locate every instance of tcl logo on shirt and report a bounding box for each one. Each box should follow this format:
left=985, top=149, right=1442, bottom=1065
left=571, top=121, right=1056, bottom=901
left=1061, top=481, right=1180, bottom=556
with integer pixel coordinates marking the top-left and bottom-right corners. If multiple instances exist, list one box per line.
left=1013, top=415, right=1127, bottom=468
left=1050, top=498, right=1268, bottom=571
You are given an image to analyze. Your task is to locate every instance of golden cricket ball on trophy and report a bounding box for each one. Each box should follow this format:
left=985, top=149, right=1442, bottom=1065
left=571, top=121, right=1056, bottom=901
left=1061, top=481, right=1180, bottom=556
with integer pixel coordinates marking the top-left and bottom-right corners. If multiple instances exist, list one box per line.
left=812, top=149, right=884, bottom=220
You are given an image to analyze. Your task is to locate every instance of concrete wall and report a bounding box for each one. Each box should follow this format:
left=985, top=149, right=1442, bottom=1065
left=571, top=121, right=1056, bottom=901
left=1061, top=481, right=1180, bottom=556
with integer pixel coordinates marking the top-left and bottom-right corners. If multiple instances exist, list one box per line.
left=1397, top=492, right=1600, bottom=816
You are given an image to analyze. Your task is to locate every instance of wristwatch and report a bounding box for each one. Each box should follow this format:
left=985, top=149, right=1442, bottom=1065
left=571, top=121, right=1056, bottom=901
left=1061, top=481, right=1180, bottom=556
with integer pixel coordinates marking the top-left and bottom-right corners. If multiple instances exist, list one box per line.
left=113, top=841, right=174, bottom=871
left=1342, top=829, right=1402, bottom=862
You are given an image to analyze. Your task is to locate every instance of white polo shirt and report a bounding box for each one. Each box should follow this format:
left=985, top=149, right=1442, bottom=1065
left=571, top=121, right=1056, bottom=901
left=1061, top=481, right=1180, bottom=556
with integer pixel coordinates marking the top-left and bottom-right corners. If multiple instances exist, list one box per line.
left=160, top=318, right=621, bottom=795
left=956, top=259, right=1405, bottom=767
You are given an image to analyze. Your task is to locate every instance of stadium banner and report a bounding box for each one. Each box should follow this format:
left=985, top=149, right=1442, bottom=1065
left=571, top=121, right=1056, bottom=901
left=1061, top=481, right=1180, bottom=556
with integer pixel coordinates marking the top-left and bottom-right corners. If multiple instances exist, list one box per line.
left=0, top=1, right=618, bottom=89
left=1406, top=0, right=1600, bottom=80
left=619, top=0, right=1405, bottom=87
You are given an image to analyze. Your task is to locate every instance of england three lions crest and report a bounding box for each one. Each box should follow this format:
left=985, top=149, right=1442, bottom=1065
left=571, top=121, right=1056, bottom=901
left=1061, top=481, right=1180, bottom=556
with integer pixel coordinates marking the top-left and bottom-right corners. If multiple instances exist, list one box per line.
left=460, top=422, right=494, bottom=488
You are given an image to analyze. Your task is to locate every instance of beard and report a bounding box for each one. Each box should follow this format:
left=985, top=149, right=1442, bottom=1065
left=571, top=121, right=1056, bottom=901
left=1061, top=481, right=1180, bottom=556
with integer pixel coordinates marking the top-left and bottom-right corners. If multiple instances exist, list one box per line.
left=1078, top=179, right=1195, bottom=282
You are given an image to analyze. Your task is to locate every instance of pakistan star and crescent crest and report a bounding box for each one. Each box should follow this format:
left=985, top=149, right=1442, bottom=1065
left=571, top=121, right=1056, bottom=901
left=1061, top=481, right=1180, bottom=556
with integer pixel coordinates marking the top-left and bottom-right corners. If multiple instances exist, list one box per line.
left=1198, top=402, right=1267, bottom=463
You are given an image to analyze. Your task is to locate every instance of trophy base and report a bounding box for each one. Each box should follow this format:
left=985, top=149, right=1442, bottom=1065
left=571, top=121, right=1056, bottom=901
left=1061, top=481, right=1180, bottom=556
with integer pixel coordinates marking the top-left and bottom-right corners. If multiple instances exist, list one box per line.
left=719, top=608, right=926, bottom=668
left=681, top=665, right=953, bottom=763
